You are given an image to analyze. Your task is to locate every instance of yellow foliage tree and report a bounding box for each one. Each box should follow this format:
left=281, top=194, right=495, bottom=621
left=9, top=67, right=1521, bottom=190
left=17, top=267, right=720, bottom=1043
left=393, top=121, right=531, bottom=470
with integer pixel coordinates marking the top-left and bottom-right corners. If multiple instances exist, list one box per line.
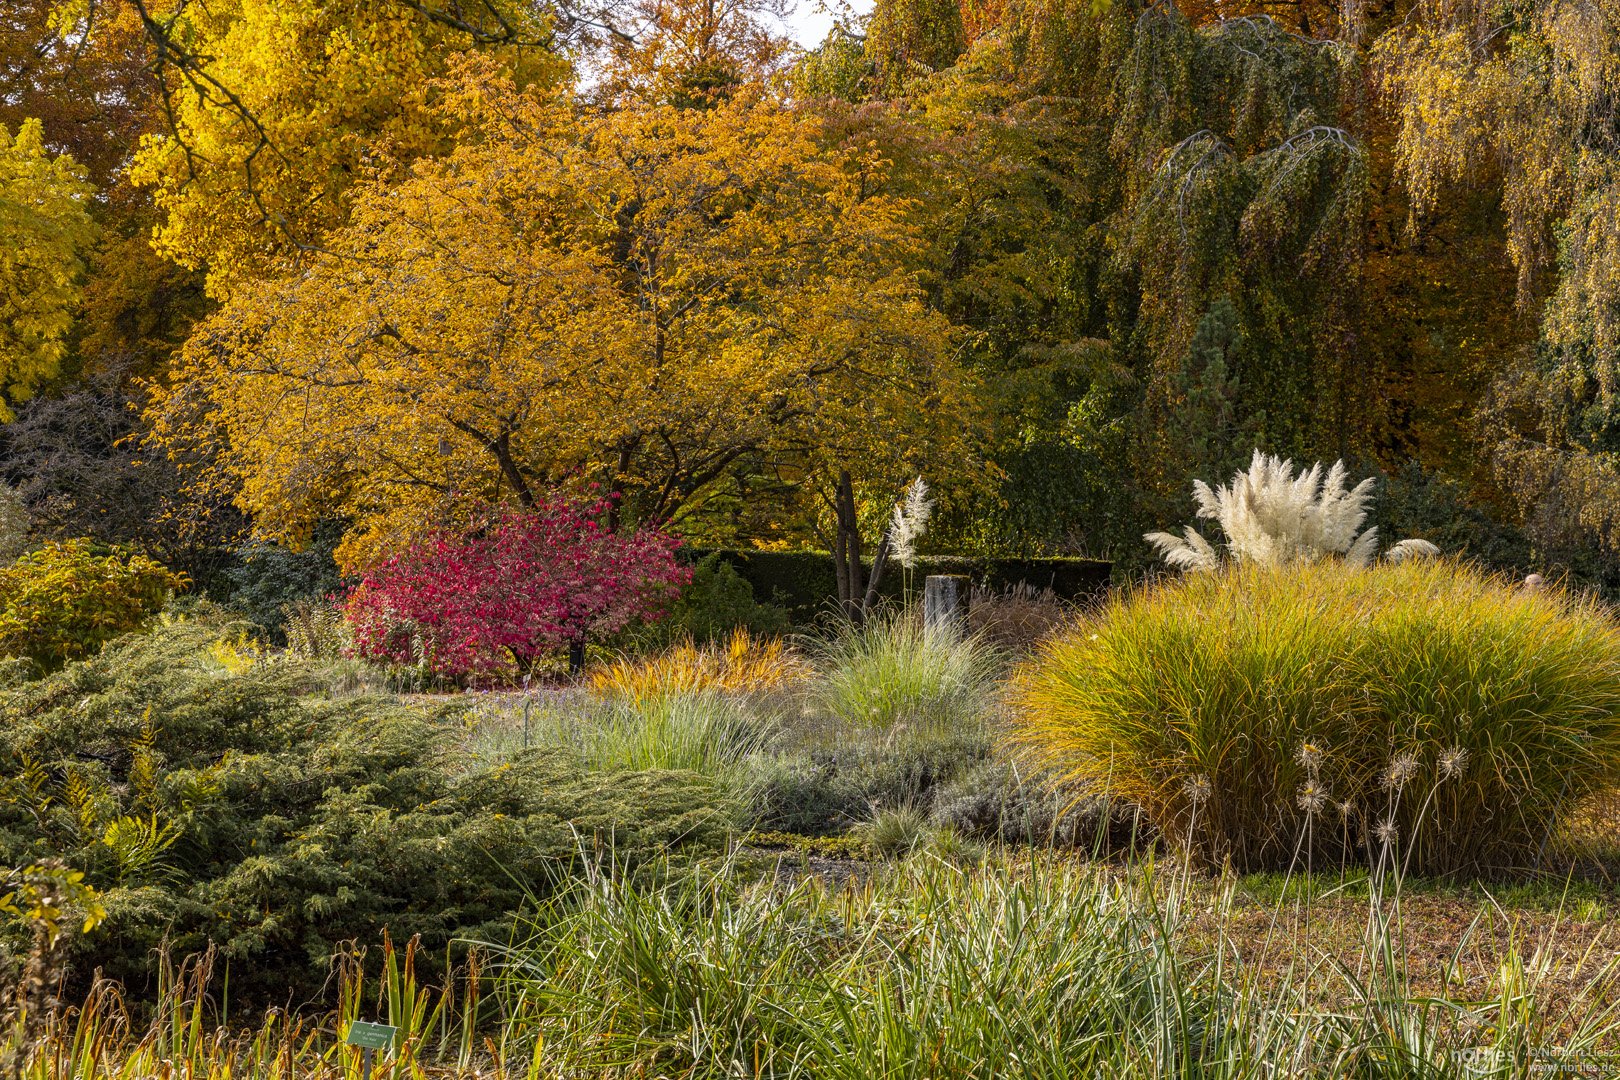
left=1374, top=0, right=1620, bottom=558
left=0, top=119, right=95, bottom=420
left=126, top=0, right=562, bottom=297
left=153, top=63, right=980, bottom=570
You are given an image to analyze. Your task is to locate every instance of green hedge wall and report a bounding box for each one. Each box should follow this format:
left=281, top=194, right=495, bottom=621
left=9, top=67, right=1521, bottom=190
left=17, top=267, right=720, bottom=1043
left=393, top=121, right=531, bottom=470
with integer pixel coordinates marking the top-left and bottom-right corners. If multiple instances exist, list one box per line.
left=685, top=549, right=1112, bottom=624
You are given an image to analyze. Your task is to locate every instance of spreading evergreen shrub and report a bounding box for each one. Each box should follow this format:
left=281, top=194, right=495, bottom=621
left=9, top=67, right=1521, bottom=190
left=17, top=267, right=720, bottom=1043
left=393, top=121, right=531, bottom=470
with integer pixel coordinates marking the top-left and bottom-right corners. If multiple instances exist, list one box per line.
left=1011, top=559, right=1620, bottom=875
left=0, top=619, right=735, bottom=1003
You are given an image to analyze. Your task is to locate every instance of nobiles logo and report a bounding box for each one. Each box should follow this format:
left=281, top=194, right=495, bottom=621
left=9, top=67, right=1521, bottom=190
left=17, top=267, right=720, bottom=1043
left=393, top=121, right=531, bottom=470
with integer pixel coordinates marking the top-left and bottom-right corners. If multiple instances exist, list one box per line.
left=1453, top=1046, right=1615, bottom=1077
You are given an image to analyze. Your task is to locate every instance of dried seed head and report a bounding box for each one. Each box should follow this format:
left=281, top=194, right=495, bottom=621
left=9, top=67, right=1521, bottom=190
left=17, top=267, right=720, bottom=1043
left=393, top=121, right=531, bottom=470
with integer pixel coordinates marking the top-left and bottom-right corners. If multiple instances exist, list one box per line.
left=1183, top=774, right=1213, bottom=806
left=1336, top=800, right=1356, bottom=819
left=1439, top=746, right=1471, bottom=780
left=1295, top=742, right=1325, bottom=773
left=1373, top=819, right=1399, bottom=846
left=1381, top=753, right=1420, bottom=791
left=1296, top=781, right=1328, bottom=814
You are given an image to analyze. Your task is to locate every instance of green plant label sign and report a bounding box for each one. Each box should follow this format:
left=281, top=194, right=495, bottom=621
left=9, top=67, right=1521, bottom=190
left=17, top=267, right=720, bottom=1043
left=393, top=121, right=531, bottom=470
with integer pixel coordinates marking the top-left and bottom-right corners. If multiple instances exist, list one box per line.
left=344, top=1021, right=396, bottom=1050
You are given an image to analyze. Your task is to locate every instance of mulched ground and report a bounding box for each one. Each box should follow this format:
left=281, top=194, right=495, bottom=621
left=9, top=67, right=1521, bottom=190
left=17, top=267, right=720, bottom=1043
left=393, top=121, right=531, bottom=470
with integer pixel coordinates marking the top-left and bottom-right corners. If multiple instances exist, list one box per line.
left=1166, top=876, right=1620, bottom=1052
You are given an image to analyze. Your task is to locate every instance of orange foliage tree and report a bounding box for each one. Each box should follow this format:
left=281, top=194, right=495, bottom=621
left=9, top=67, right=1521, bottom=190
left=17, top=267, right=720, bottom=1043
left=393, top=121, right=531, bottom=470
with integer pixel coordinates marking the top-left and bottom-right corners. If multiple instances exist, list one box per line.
left=151, top=62, right=979, bottom=570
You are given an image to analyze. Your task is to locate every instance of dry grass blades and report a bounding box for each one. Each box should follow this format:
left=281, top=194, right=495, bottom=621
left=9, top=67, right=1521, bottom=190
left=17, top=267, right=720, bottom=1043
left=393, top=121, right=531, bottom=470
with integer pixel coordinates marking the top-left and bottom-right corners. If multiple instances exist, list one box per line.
left=587, top=629, right=811, bottom=699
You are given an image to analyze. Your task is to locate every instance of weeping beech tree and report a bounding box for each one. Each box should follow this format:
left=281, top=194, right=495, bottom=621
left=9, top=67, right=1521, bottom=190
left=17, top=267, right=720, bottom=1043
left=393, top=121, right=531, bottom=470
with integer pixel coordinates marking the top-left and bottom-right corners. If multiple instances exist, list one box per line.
left=1375, top=0, right=1620, bottom=561
left=898, top=0, right=1370, bottom=557
left=1116, top=10, right=1366, bottom=454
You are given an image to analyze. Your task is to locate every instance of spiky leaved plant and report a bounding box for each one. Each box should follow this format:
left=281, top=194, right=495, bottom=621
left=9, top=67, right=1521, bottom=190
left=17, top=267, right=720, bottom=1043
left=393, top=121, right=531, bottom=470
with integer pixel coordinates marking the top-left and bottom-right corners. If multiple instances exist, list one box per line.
left=1145, top=450, right=1439, bottom=570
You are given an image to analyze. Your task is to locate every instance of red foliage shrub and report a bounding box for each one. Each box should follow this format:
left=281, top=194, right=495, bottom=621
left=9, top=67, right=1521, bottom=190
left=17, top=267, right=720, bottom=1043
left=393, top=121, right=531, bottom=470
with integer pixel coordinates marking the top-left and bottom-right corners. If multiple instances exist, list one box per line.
left=341, top=498, right=689, bottom=679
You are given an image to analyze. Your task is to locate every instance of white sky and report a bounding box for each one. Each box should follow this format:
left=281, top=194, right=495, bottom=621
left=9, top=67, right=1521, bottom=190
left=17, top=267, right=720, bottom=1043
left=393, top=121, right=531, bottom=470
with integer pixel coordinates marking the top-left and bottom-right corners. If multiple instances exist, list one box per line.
left=771, top=0, right=874, bottom=48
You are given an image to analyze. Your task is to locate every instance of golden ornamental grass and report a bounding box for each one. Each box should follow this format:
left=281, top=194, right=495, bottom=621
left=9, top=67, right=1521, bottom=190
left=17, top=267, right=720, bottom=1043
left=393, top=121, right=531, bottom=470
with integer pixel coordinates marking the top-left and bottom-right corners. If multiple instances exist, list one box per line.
left=588, top=629, right=810, bottom=699
left=1009, top=558, right=1620, bottom=875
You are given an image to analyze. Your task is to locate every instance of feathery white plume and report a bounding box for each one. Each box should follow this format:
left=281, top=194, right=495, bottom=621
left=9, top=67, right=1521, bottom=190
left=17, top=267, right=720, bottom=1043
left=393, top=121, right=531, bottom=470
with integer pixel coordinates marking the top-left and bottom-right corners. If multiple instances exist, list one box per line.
left=1145, top=450, right=1441, bottom=571
left=1144, top=527, right=1220, bottom=571
left=890, top=476, right=933, bottom=569
left=1384, top=538, right=1440, bottom=565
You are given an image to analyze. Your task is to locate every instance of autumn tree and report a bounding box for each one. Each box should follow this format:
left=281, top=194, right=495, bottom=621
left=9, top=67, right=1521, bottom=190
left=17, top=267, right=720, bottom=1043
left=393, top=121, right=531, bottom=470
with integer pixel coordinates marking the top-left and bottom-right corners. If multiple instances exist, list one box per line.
left=0, top=119, right=96, bottom=420
left=866, top=0, right=966, bottom=95
left=121, top=0, right=566, bottom=296
left=1374, top=0, right=1620, bottom=562
left=0, top=1, right=155, bottom=188
left=0, top=2, right=209, bottom=389
left=597, top=0, right=792, bottom=106
left=152, top=61, right=978, bottom=571
left=0, top=3, right=219, bottom=589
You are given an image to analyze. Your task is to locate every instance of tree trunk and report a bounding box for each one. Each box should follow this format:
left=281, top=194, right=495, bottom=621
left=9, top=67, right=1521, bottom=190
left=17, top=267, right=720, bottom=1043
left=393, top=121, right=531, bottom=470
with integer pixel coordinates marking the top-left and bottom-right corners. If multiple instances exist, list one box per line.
left=833, top=469, right=867, bottom=622
left=568, top=637, right=586, bottom=676
left=861, top=529, right=893, bottom=616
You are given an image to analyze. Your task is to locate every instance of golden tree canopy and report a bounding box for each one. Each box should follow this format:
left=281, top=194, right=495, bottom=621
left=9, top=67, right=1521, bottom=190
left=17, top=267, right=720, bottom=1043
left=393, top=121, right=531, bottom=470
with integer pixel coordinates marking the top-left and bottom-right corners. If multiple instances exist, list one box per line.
left=127, top=0, right=563, bottom=297
left=0, top=119, right=96, bottom=420
left=155, top=64, right=979, bottom=569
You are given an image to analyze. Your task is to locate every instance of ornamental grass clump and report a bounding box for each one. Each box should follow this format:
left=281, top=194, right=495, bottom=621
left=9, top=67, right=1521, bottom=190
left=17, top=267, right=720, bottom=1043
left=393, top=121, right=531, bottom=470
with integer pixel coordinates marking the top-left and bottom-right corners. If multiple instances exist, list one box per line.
left=474, top=688, right=776, bottom=796
left=812, top=611, right=1001, bottom=737
left=1010, top=558, right=1620, bottom=875
left=574, top=691, right=775, bottom=784
left=486, top=854, right=1620, bottom=1077
left=588, top=629, right=810, bottom=700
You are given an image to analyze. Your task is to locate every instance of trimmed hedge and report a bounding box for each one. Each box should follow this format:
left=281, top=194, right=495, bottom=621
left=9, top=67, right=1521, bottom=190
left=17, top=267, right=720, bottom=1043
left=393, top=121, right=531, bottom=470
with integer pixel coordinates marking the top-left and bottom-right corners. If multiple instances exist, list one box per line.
left=685, top=549, right=1111, bottom=623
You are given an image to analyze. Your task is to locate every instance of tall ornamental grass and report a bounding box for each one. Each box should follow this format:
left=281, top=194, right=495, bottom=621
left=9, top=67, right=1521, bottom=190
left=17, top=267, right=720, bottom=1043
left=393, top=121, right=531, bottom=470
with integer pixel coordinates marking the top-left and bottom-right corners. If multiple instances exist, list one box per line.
left=9, top=856, right=1620, bottom=1078
left=1010, top=559, right=1620, bottom=875
left=812, top=612, right=1001, bottom=736
left=588, top=629, right=811, bottom=700
left=1, top=935, right=496, bottom=1080
left=469, top=689, right=775, bottom=793
left=493, top=858, right=1229, bottom=1078
left=580, top=691, right=774, bottom=780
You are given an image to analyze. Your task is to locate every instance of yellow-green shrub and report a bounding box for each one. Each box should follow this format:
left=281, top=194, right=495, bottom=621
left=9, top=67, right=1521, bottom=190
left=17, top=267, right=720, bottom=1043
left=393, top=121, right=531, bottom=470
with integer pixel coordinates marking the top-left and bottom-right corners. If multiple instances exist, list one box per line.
left=0, top=540, right=184, bottom=672
left=1010, top=559, right=1620, bottom=875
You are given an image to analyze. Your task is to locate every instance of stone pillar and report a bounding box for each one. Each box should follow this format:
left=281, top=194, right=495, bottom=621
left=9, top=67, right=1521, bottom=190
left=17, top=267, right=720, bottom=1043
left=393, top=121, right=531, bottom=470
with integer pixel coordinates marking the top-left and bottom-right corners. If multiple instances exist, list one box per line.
left=922, top=574, right=970, bottom=635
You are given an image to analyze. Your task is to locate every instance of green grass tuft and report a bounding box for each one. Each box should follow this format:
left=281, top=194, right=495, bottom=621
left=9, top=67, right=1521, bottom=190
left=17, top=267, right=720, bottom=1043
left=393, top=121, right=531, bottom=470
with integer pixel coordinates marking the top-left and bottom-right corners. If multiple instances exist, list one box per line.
left=811, top=611, right=1002, bottom=736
